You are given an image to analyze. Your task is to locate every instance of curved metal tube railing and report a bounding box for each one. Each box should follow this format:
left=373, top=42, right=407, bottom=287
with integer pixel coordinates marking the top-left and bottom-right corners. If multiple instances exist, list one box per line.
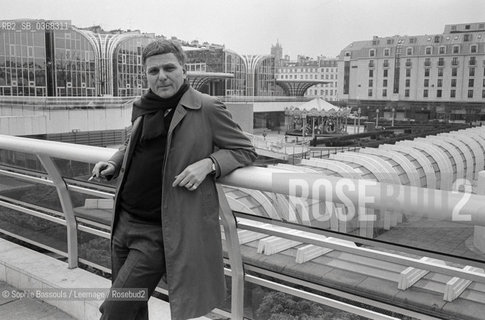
left=2, top=134, right=485, bottom=320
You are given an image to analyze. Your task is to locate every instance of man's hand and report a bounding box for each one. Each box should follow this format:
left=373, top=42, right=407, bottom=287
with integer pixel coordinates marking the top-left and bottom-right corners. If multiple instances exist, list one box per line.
left=172, top=158, right=213, bottom=191
left=90, top=161, right=115, bottom=181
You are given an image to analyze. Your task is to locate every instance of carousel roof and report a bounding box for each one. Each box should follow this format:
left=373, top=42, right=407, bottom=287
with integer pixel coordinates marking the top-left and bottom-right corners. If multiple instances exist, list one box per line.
left=285, top=98, right=351, bottom=117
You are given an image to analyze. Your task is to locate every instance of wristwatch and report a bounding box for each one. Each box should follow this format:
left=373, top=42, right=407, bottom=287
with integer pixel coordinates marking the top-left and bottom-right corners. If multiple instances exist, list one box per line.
left=210, top=158, right=217, bottom=174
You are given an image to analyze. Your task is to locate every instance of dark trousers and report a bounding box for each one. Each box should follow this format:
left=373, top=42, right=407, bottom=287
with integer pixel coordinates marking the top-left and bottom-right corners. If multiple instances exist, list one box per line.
left=100, top=209, right=166, bottom=320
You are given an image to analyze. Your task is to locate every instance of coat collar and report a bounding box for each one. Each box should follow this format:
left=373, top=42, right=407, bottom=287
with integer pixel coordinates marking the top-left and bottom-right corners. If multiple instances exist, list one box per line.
left=178, top=87, right=202, bottom=110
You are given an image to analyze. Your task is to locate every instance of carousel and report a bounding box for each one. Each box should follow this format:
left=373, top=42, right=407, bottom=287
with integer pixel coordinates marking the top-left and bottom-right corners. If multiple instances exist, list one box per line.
left=285, top=98, right=351, bottom=137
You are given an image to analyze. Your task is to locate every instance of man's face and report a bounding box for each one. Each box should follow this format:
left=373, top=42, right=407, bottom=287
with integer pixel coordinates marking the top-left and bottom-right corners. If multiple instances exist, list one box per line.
left=145, top=53, right=186, bottom=99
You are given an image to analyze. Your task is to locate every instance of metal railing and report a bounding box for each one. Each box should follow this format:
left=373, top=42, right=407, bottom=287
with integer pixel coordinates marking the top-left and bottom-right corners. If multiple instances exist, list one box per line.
left=1, top=134, right=485, bottom=319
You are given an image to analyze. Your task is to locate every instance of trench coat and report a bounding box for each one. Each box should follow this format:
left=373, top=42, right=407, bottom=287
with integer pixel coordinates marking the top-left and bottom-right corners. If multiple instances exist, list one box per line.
left=107, top=87, right=257, bottom=319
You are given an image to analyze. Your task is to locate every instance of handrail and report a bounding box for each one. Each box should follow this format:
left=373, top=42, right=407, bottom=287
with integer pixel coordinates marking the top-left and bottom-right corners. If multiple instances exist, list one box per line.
left=2, top=134, right=485, bottom=319
left=3, top=134, right=483, bottom=226
left=0, top=134, right=115, bottom=163
left=219, top=166, right=485, bottom=226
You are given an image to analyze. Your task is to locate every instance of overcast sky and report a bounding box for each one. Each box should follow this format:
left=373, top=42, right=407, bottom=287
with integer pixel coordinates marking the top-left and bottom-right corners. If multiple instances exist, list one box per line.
left=4, top=0, right=485, bottom=59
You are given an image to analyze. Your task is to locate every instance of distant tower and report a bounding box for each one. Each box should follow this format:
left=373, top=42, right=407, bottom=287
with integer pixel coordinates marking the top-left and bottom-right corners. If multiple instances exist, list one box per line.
left=271, top=40, right=283, bottom=67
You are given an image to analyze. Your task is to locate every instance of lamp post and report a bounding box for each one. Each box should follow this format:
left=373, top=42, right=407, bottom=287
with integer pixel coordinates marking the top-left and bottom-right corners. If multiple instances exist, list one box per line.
left=357, top=107, right=361, bottom=133
left=375, top=108, right=379, bottom=129
left=353, top=111, right=357, bottom=133
left=302, top=114, right=307, bottom=138
left=391, top=107, right=395, bottom=127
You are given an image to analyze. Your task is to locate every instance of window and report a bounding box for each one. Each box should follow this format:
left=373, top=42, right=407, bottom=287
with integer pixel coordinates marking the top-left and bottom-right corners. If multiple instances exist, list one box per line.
left=425, top=46, right=432, bottom=55
left=469, top=57, right=476, bottom=66
left=405, top=58, right=412, bottom=67
left=453, top=45, right=460, bottom=54
left=464, top=34, right=472, bottom=42
left=471, top=45, right=478, bottom=53
left=438, top=58, right=445, bottom=66
left=368, top=89, right=373, bottom=97
left=452, top=68, right=457, bottom=76
left=469, top=68, right=475, bottom=76
left=424, top=79, right=429, bottom=87
left=451, top=79, right=457, bottom=87
left=368, top=79, right=373, bottom=87
left=369, top=49, right=376, bottom=57
left=425, top=68, right=430, bottom=77
left=382, top=89, right=387, bottom=97
left=451, top=89, right=456, bottom=98
left=406, top=47, right=413, bottom=55
left=405, top=89, right=410, bottom=97
left=383, top=69, right=388, bottom=77
left=437, top=90, right=442, bottom=98
left=424, top=89, right=428, bottom=97
left=406, top=69, right=411, bottom=77
left=468, top=90, right=473, bottom=98
left=383, top=59, right=389, bottom=67
left=437, top=79, right=443, bottom=87
left=439, top=46, right=446, bottom=54
left=383, top=79, right=388, bottom=87
left=483, top=79, right=485, bottom=87
left=369, top=60, right=375, bottom=67
left=424, top=58, right=431, bottom=66
left=438, top=68, right=443, bottom=77
left=452, top=57, right=459, bottom=66
left=384, top=48, right=390, bottom=56
left=434, top=35, right=441, bottom=43
left=369, top=69, right=374, bottom=77
left=405, top=79, right=410, bottom=87
left=469, top=79, right=474, bottom=87
left=483, top=90, right=485, bottom=98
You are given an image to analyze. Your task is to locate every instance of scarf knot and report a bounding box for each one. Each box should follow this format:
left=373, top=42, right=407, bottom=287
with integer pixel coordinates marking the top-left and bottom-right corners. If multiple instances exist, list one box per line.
left=131, top=82, right=189, bottom=141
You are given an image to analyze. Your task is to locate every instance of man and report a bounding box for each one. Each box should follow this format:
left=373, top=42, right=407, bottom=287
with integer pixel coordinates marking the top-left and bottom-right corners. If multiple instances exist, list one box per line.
left=92, top=39, right=257, bottom=320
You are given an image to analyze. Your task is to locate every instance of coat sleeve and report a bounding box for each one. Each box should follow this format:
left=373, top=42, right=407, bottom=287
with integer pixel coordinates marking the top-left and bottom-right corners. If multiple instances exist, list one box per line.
left=206, top=98, right=257, bottom=178
left=106, top=139, right=127, bottom=179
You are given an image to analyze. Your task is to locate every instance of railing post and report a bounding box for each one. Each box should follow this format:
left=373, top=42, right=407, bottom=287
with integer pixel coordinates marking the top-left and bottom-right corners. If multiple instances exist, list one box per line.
left=37, top=154, right=78, bottom=269
left=216, top=183, right=244, bottom=320
left=474, top=171, right=485, bottom=254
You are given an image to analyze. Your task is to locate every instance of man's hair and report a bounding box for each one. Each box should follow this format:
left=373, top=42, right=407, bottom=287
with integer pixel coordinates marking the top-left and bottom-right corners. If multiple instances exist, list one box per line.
left=142, top=39, right=187, bottom=66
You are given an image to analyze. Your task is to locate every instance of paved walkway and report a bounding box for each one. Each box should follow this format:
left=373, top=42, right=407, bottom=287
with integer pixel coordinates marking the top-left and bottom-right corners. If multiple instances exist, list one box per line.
left=0, top=281, right=75, bottom=320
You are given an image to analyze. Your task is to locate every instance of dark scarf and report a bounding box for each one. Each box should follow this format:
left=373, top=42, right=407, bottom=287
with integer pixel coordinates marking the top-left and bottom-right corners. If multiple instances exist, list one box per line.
left=131, top=81, right=190, bottom=141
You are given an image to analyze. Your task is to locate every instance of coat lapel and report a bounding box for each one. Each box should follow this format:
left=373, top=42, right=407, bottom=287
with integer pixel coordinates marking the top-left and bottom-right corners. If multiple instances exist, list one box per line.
left=166, top=87, right=202, bottom=141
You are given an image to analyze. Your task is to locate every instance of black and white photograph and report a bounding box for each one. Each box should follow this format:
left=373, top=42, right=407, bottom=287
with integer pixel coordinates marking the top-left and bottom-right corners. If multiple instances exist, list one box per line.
left=0, top=0, right=485, bottom=319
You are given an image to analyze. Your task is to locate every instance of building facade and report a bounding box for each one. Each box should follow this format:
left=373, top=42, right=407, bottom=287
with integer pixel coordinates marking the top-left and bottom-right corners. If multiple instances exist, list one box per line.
left=276, top=57, right=339, bottom=101
left=0, top=19, right=280, bottom=99
left=338, top=22, right=485, bottom=123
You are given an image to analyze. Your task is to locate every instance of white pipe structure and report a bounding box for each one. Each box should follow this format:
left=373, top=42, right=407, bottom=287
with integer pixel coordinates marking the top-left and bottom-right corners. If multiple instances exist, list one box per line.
left=220, top=166, right=485, bottom=226
left=1, top=134, right=485, bottom=319
left=2, top=134, right=485, bottom=226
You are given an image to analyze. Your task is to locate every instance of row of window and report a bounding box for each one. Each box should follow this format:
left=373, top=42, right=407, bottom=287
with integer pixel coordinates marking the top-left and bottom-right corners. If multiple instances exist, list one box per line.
left=367, top=43, right=480, bottom=58
left=369, top=32, right=483, bottom=46
left=369, top=56, right=479, bottom=69
left=368, top=88, right=485, bottom=99
left=370, top=77, right=485, bottom=88
left=278, top=67, right=337, bottom=73
left=277, top=74, right=338, bottom=80
left=370, top=66, right=485, bottom=79
left=306, top=89, right=337, bottom=96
